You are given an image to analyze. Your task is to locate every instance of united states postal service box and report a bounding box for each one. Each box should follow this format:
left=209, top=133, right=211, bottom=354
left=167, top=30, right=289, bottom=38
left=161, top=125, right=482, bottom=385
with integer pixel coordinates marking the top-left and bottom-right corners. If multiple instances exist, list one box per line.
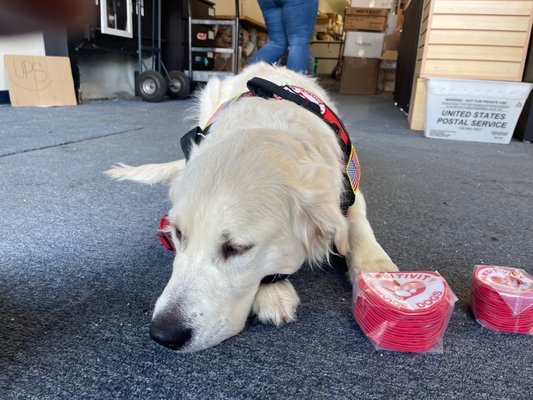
left=344, top=32, right=385, bottom=59
left=425, top=78, right=533, bottom=144
left=350, top=0, right=394, bottom=8
left=4, top=55, right=77, bottom=107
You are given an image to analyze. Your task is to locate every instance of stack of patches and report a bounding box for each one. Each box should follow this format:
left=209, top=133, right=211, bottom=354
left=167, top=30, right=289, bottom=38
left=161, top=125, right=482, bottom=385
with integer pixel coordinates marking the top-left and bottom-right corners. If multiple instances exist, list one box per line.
left=353, top=271, right=456, bottom=353
left=158, top=215, right=174, bottom=251
left=471, top=265, right=533, bottom=335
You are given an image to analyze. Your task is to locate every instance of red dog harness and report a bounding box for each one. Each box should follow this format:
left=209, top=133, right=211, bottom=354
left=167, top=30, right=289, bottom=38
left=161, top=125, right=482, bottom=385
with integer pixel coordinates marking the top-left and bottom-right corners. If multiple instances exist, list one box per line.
left=159, top=77, right=361, bottom=284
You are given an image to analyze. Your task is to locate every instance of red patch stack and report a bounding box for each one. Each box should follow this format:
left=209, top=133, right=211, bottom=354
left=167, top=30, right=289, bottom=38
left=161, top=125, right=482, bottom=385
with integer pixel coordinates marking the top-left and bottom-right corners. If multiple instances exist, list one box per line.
left=157, top=214, right=175, bottom=251
left=353, top=271, right=456, bottom=353
left=471, top=265, right=533, bottom=335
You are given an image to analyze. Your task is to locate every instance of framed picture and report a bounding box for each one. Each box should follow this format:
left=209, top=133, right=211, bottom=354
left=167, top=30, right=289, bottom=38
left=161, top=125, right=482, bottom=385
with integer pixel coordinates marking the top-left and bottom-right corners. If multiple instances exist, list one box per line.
left=100, top=0, right=133, bottom=38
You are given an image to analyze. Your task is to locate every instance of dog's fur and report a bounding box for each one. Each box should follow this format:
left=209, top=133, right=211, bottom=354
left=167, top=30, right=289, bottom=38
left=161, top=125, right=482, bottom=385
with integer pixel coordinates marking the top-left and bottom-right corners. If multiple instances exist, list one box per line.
left=106, top=63, right=397, bottom=352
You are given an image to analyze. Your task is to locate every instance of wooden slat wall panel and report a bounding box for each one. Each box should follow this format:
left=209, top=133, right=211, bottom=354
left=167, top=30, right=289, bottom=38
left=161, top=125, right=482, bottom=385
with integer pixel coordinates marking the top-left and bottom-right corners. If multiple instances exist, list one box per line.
left=408, top=78, right=426, bottom=131
left=431, top=15, right=531, bottom=31
left=422, top=1, right=431, bottom=21
left=433, top=1, right=533, bottom=16
left=425, top=45, right=524, bottom=62
left=428, top=31, right=528, bottom=47
left=423, top=60, right=522, bottom=80
left=416, top=46, right=424, bottom=62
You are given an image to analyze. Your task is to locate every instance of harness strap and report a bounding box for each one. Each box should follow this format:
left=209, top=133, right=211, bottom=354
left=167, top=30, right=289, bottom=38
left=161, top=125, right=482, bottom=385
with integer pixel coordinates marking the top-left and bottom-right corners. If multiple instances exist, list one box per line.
left=247, top=77, right=322, bottom=117
left=261, top=274, right=292, bottom=284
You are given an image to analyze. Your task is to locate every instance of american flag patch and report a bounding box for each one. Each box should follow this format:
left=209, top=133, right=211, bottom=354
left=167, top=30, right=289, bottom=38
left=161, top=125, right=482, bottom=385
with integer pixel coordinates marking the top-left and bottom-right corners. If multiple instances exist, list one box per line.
left=346, top=145, right=360, bottom=193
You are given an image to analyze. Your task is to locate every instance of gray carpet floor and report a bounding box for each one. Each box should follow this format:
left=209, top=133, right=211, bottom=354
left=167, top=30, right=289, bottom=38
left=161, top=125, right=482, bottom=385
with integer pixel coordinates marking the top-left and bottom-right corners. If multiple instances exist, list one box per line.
left=1, top=94, right=532, bottom=399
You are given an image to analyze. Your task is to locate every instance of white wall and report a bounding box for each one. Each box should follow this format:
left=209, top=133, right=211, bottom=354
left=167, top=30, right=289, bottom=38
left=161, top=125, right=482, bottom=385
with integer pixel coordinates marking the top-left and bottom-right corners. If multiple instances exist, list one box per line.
left=0, top=33, right=46, bottom=91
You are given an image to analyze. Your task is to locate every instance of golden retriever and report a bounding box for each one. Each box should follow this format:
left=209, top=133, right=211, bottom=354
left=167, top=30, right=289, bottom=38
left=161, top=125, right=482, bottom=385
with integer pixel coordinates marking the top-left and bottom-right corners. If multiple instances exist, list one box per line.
left=106, top=63, right=397, bottom=352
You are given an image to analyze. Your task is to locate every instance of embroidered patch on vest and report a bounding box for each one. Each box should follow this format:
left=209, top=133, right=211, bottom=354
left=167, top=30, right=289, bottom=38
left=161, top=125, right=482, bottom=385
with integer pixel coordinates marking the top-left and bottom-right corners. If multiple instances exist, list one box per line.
left=346, top=144, right=360, bottom=193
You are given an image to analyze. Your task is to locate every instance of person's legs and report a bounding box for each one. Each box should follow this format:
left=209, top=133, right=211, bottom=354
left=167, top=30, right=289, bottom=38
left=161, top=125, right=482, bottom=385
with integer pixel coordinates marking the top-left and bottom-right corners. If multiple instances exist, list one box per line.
left=282, top=0, right=318, bottom=73
left=250, top=0, right=288, bottom=65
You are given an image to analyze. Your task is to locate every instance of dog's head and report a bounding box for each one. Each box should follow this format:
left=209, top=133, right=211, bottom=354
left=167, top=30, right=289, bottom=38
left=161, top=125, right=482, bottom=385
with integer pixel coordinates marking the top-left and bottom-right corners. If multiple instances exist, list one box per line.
left=106, top=128, right=348, bottom=352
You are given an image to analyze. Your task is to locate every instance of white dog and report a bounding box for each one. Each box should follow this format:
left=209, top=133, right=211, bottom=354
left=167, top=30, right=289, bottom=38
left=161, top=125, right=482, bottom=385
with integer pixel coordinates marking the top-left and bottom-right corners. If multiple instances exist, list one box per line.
left=106, top=63, right=397, bottom=352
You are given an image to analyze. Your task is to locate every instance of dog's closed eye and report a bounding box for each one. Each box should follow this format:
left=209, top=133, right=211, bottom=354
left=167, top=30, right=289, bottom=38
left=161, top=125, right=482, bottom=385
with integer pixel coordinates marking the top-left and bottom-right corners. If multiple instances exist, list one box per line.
left=221, top=241, right=254, bottom=261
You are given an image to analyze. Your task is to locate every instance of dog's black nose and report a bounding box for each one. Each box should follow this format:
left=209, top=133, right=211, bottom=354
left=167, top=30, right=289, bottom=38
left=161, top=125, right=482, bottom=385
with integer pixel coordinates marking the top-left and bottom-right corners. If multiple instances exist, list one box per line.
left=149, top=316, right=192, bottom=351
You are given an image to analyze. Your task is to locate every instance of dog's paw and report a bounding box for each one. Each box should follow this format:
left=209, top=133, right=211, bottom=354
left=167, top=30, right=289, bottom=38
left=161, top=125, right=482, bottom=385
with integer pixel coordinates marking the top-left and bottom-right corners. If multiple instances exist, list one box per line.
left=252, top=280, right=300, bottom=326
left=347, top=255, right=399, bottom=283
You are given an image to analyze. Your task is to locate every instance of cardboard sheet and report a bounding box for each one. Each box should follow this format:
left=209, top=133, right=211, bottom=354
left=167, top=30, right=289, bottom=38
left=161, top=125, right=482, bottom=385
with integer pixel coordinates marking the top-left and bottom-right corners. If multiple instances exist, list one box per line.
left=4, top=55, right=77, bottom=107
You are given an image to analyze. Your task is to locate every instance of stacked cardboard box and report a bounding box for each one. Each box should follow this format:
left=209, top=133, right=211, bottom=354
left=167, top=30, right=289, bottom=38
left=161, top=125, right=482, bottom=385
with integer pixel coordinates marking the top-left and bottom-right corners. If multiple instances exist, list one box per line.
left=379, top=34, right=400, bottom=92
left=340, top=0, right=396, bottom=94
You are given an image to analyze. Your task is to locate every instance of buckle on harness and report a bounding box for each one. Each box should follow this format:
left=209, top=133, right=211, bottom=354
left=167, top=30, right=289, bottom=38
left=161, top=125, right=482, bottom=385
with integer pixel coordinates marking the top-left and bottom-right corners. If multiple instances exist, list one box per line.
left=180, top=126, right=205, bottom=160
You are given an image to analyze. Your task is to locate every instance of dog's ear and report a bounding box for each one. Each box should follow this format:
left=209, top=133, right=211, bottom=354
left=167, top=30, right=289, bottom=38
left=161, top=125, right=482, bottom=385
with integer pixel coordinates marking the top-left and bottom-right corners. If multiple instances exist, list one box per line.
left=289, top=172, right=349, bottom=265
left=104, top=159, right=185, bottom=185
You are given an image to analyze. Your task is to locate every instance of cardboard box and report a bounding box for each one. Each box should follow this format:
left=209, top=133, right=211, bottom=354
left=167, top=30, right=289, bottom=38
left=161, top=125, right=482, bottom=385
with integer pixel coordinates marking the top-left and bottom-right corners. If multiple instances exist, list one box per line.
left=4, top=55, right=77, bottom=107
left=315, top=59, right=339, bottom=75
left=214, top=0, right=264, bottom=24
left=310, top=41, right=342, bottom=58
left=350, top=0, right=394, bottom=8
left=340, top=57, right=380, bottom=95
left=381, top=34, right=400, bottom=62
left=380, top=70, right=396, bottom=92
left=383, top=79, right=395, bottom=92
left=316, top=16, right=331, bottom=25
left=344, top=7, right=389, bottom=32
left=425, top=78, right=533, bottom=144
left=344, top=31, right=385, bottom=58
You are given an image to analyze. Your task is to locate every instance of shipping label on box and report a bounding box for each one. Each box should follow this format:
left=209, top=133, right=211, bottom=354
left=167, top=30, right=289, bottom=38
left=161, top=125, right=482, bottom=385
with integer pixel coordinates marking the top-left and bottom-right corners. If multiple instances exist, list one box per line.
left=345, top=7, right=389, bottom=17
left=351, top=0, right=394, bottom=8
left=425, top=78, right=533, bottom=144
left=4, top=55, right=77, bottom=107
left=345, top=7, right=389, bottom=31
left=344, top=15, right=388, bottom=32
left=344, top=32, right=385, bottom=58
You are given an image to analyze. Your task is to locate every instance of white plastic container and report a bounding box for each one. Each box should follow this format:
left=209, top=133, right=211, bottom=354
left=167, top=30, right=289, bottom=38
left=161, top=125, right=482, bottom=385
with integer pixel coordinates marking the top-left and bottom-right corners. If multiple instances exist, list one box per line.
left=343, top=32, right=385, bottom=59
left=424, top=78, right=533, bottom=144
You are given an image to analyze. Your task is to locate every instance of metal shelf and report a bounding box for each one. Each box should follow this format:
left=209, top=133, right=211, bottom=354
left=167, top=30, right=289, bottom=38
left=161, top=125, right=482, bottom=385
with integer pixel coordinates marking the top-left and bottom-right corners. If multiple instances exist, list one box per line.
left=191, top=47, right=234, bottom=54
left=185, top=70, right=234, bottom=82
left=190, top=19, right=236, bottom=26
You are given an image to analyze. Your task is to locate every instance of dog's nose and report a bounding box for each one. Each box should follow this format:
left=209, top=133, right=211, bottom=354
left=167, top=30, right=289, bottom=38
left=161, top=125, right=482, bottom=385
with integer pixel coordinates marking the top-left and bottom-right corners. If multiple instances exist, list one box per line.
left=149, top=316, right=193, bottom=351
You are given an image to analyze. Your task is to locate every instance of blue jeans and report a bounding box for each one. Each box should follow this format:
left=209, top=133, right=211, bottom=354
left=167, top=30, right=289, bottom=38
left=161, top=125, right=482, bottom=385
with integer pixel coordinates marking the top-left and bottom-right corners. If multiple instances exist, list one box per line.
left=250, top=0, right=318, bottom=73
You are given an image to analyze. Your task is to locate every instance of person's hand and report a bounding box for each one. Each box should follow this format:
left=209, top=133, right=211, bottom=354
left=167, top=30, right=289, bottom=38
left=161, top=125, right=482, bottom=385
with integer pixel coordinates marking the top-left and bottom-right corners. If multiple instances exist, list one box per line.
left=0, top=0, right=94, bottom=35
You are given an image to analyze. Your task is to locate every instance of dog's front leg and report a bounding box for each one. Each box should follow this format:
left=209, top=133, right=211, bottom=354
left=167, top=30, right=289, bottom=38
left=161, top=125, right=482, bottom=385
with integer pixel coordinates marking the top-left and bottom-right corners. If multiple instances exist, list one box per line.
left=345, top=191, right=398, bottom=284
left=252, top=280, right=300, bottom=326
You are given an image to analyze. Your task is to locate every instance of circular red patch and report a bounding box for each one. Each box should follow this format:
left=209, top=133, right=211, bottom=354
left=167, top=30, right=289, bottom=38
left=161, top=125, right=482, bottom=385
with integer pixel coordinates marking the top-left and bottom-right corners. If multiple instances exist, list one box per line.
left=353, top=271, right=456, bottom=352
left=471, top=266, right=533, bottom=334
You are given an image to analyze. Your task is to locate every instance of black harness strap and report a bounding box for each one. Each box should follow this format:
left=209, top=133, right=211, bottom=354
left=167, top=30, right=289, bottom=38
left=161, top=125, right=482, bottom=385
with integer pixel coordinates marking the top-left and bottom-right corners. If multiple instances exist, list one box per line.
left=247, top=77, right=322, bottom=117
left=261, top=274, right=292, bottom=284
